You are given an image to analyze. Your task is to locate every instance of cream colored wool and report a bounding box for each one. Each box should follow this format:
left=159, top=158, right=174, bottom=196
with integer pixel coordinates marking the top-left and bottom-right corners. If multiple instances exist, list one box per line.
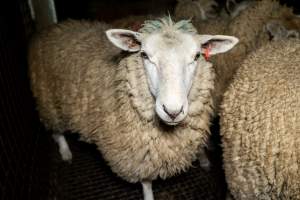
left=220, top=39, right=300, bottom=199
left=29, top=20, right=215, bottom=183
left=196, top=0, right=299, bottom=112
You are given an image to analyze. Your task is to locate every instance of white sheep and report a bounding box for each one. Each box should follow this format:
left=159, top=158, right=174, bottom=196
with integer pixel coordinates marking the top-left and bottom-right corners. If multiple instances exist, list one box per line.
left=29, top=17, right=238, bottom=200
left=220, top=38, right=300, bottom=200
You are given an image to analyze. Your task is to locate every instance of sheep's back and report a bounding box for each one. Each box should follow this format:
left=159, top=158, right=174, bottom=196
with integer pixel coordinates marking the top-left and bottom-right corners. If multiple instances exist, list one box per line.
left=221, top=39, right=300, bottom=199
left=29, top=20, right=120, bottom=132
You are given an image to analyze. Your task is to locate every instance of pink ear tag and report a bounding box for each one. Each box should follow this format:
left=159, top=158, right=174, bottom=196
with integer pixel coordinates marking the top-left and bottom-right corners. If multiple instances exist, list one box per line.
left=204, top=44, right=211, bottom=61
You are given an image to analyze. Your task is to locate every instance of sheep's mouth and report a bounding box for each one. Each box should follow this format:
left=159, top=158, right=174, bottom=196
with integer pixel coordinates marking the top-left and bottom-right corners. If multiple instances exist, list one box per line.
left=164, top=121, right=179, bottom=126
left=157, top=118, right=188, bottom=131
left=161, top=119, right=183, bottom=126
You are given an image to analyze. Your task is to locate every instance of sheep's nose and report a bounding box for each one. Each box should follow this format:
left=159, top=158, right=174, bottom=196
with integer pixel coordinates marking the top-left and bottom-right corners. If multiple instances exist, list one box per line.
left=163, top=104, right=184, bottom=120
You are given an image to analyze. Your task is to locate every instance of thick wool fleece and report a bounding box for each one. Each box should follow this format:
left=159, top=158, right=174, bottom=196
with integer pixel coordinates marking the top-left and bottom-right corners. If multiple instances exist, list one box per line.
left=220, top=39, right=300, bottom=200
left=29, top=20, right=215, bottom=183
left=197, top=0, right=296, bottom=111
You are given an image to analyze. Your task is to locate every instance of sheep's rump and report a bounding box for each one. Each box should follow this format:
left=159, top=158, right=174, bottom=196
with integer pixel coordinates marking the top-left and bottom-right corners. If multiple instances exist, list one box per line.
left=220, top=39, right=300, bottom=199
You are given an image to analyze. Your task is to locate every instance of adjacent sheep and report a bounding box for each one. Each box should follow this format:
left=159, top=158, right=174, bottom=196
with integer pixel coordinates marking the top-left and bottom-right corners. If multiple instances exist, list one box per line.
left=109, top=0, right=220, bottom=31
left=220, top=39, right=300, bottom=199
left=196, top=0, right=300, bottom=111
left=110, top=0, right=220, bottom=31
left=29, top=17, right=238, bottom=200
left=174, top=0, right=220, bottom=21
left=225, top=0, right=253, bottom=18
left=174, top=0, right=254, bottom=26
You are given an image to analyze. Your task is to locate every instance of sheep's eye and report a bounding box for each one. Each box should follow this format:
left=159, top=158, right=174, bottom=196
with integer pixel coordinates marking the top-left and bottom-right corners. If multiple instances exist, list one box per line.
left=141, top=51, right=149, bottom=60
left=194, top=52, right=201, bottom=61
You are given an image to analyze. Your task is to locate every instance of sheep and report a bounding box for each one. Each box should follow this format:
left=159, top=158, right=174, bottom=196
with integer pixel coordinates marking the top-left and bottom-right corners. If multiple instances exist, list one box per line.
left=174, top=0, right=255, bottom=26
left=225, top=0, right=253, bottom=18
left=109, top=0, right=221, bottom=32
left=195, top=0, right=300, bottom=112
left=29, top=17, right=239, bottom=200
left=191, top=0, right=299, bottom=167
left=265, top=20, right=299, bottom=41
left=109, top=0, right=220, bottom=32
left=174, top=0, right=220, bottom=22
left=192, top=0, right=258, bottom=36
left=109, top=0, right=253, bottom=43
left=220, top=38, right=300, bottom=200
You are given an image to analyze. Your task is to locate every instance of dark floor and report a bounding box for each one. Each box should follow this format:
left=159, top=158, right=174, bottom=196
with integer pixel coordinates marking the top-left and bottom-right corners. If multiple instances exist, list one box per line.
left=48, top=130, right=227, bottom=200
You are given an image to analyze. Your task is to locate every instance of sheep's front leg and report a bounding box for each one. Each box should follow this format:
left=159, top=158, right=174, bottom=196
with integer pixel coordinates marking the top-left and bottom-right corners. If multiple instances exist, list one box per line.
left=142, top=181, right=154, bottom=200
left=52, top=134, right=72, bottom=162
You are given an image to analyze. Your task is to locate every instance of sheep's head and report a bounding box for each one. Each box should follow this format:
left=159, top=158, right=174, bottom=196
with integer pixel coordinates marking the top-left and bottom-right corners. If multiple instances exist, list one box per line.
left=264, top=3, right=300, bottom=41
left=265, top=13, right=300, bottom=41
left=225, top=0, right=253, bottom=18
left=175, top=0, right=220, bottom=21
left=106, top=17, right=238, bottom=125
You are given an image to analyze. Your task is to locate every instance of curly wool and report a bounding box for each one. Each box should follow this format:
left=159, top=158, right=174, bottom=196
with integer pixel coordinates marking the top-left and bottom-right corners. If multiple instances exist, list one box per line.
left=196, top=0, right=296, bottom=112
left=220, top=39, right=300, bottom=199
left=29, top=20, right=215, bottom=183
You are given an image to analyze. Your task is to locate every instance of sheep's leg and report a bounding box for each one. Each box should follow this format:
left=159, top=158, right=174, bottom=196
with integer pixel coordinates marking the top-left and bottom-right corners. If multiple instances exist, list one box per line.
left=198, top=150, right=211, bottom=171
left=141, top=181, right=154, bottom=200
left=52, top=134, right=72, bottom=162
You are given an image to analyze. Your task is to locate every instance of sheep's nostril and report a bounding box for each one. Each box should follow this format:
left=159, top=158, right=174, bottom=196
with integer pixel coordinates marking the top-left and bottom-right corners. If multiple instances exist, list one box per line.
left=163, top=105, right=184, bottom=120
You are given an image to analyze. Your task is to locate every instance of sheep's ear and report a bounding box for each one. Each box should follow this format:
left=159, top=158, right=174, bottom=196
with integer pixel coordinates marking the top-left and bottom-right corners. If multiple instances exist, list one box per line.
left=266, top=21, right=299, bottom=41
left=106, top=29, right=141, bottom=52
left=198, top=35, right=239, bottom=55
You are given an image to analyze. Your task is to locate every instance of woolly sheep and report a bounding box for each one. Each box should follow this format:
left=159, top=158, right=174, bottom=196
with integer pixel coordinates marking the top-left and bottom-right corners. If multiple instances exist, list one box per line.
left=174, top=0, right=253, bottom=25
left=174, top=0, right=220, bottom=22
left=109, top=0, right=220, bottom=32
left=196, top=0, right=300, bottom=111
left=29, top=17, right=238, bottom=200
left=108, top=0, right=252, bottom=46
left=225, top=0, right=253, bottom=18
left=220, top=39, right=300, bottom=199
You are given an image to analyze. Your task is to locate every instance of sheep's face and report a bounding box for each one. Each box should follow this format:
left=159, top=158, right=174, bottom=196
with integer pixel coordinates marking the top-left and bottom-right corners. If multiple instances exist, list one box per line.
left=139, top=32, right=200, bottom=125
left=106, top=25, right=238, bottom=125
